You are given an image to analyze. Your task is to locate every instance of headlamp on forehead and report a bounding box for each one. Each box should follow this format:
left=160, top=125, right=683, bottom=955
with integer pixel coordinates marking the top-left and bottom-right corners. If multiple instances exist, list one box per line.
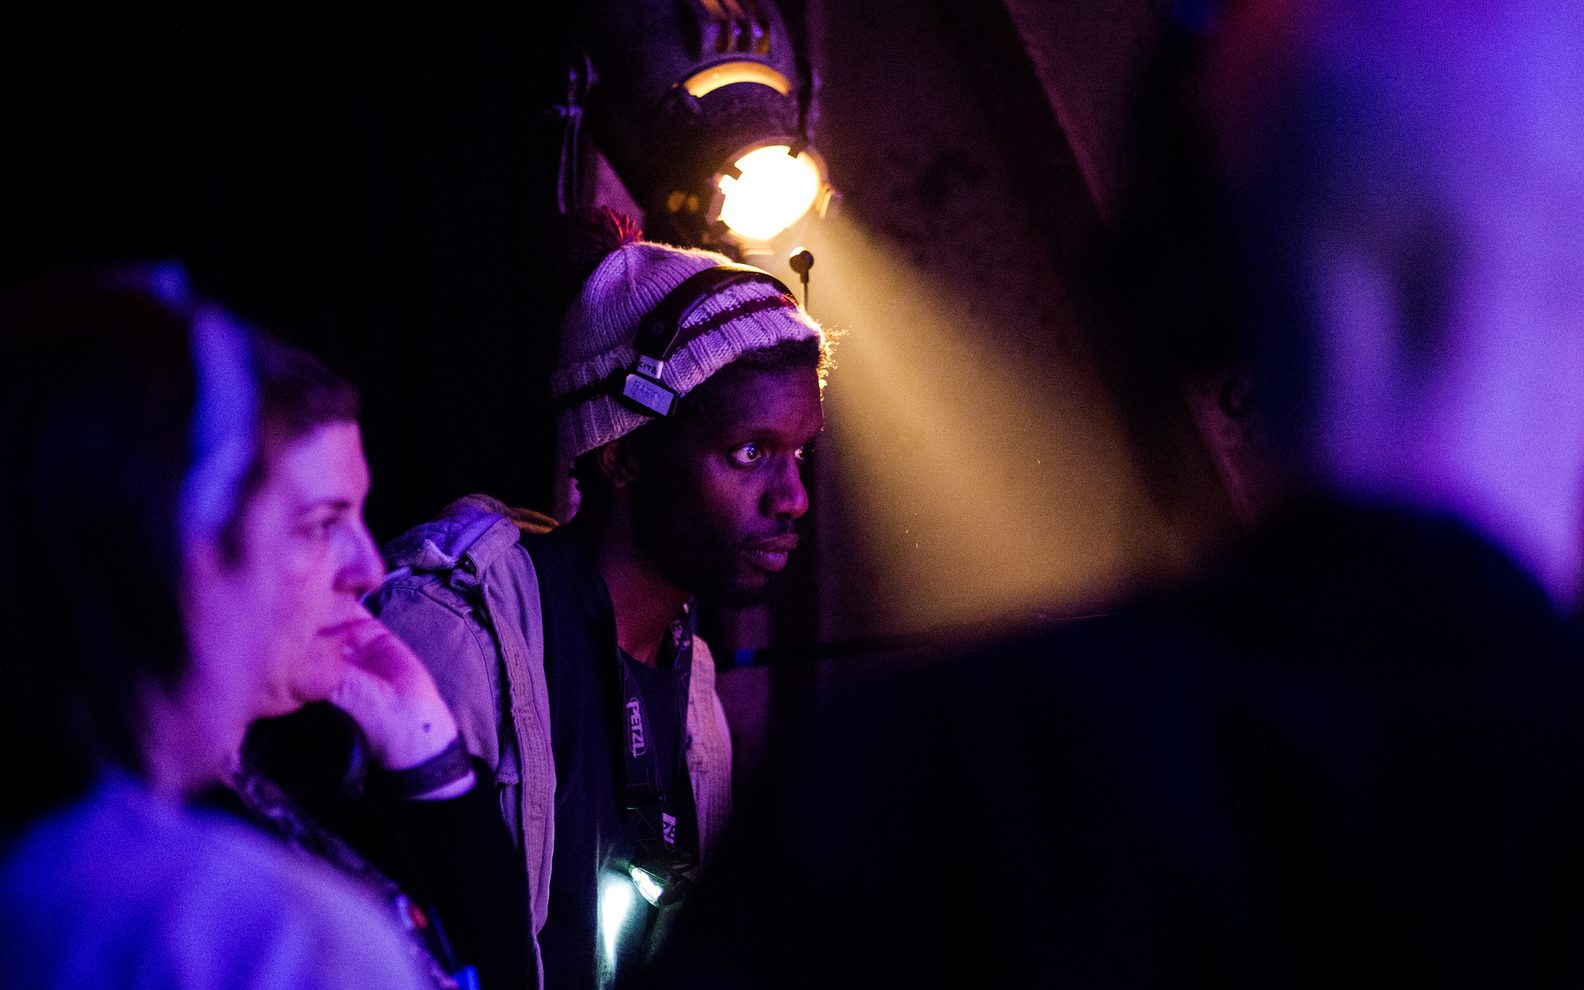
left=620, top=361, right=678, bottom=418
left=619, top=264, right=795, bottom=419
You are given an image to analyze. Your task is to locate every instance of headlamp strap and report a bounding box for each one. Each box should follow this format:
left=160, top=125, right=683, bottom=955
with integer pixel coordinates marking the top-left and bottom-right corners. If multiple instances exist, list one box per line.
left=619, top=264, right=795, bottom=418
left=616, top=624, right=699, bottom=865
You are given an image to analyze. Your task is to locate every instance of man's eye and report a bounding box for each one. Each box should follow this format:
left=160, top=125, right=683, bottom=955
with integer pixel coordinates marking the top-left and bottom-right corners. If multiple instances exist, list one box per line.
left=727, top=443, right=765, bottom=466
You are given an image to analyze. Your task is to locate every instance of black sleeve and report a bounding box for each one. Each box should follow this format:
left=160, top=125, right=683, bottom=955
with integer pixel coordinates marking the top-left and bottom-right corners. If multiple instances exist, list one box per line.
left=376, top=761, right=535, bottom=990
left=244, top=708, right=535, bottom=990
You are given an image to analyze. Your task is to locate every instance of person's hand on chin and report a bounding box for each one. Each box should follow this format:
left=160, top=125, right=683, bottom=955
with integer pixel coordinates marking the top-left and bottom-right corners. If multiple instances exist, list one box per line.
left=307, top=611, right=474, bottom=797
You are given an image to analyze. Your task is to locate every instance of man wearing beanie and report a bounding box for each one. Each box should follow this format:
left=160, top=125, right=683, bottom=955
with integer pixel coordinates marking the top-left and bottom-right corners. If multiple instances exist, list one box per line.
left=371, top=208, right=830, bottom=989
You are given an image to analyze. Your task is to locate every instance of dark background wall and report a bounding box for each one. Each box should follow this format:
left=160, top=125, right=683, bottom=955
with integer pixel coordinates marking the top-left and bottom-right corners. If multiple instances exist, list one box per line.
left=3, top=9, right=572, bottom=535
left=2, top=5, right=1239, bottom=694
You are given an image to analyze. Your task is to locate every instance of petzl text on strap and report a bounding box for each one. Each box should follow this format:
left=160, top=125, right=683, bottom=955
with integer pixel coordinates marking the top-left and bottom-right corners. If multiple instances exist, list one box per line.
left=616, top=634, right=700, bottom=905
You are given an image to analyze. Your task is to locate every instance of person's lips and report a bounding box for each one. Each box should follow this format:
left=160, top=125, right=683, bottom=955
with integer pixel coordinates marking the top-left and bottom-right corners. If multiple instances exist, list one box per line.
left=744, top=535, right=799, bottom=573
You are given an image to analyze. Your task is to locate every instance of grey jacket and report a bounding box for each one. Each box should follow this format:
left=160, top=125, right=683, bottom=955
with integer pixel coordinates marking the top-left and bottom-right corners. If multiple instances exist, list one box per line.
left=369, top=495, right=733, bottom=980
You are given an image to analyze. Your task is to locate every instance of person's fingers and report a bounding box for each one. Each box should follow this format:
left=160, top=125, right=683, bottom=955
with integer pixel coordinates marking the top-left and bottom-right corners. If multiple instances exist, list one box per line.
left=314, top=616, right=462, bottom=769
left=332, top=657, right=461, bottom=770
left=288, top=629, right=349, bottom=704
left=329, top=657, right=395, bottom=722
left=323, top=617, right=427, bottom=686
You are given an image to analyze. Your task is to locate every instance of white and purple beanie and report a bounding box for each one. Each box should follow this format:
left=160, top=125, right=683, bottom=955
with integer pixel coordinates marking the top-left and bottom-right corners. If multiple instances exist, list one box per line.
left=551, top=231, right=824, bottom=464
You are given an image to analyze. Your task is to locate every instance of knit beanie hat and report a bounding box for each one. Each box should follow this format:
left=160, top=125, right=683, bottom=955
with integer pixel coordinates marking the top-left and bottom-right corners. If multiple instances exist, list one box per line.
left=551, top=209, right=824, bottom=464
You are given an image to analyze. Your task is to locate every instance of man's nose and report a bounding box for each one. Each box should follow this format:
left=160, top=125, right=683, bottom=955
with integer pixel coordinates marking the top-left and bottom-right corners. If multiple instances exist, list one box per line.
left=765, top=455, right=810, bottom=521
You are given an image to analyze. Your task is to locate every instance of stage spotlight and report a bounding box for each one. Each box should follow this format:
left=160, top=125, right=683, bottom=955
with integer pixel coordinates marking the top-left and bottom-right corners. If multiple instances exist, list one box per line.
left=574, top=0, right=834, bottom=255
left=717, top=144, right=827, bottom=245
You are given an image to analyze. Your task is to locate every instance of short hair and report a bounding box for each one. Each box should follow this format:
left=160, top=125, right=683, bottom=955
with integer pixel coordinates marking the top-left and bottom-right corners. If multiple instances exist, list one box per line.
left=0, top=274, right=200, bottom=830
left=255, top=333, right=361, bottom=443
left=218, top=333, right=360, bottom=561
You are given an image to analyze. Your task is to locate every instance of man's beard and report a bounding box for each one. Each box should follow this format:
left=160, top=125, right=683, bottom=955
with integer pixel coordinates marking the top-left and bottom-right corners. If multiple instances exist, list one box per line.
left=632, top=482, right=778, bottom=608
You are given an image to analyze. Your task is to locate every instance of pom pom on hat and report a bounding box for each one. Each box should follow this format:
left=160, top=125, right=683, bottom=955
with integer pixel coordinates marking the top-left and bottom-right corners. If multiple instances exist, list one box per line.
left=548, top=207, right=645, bottom=309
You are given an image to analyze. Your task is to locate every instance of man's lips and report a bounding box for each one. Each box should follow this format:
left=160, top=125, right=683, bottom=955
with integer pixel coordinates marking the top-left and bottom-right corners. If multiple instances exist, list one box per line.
left=744, top=535, right=799, bottom=572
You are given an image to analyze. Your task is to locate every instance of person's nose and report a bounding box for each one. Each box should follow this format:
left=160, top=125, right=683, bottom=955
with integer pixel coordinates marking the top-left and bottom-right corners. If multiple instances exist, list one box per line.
left=337, top=520, right=386, bottom=599
left=764, top=454, right=810, bottom=521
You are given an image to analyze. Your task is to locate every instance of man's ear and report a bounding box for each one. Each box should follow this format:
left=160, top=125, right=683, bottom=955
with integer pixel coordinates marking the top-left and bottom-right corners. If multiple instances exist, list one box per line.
left=596, top=438, right=641, bottom=488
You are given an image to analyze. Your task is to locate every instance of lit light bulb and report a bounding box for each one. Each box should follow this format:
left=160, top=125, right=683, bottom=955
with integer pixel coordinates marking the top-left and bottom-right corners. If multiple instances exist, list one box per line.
left=629, top=865, right=667, bottom=907
left=717, top=145, right=823, bottom=244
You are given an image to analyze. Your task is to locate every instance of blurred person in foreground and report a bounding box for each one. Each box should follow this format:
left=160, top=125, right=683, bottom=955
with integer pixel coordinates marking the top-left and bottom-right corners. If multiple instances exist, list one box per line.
left=0, top=269, right=498, bottom=988
left=646, top=0, right=1584, bottom=985
left=208, top=331, right=530, bottom=988
left=0, top=269, right=429, bottom=987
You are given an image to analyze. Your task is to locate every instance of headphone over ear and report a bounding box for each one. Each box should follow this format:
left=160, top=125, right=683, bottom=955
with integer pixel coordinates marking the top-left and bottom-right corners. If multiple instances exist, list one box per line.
left=619, top=264, right=794, bottom=417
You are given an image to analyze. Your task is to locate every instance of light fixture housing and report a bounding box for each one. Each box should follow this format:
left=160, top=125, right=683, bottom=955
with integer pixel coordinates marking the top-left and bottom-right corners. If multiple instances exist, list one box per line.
left=579, top=0, right=833, bottom=255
